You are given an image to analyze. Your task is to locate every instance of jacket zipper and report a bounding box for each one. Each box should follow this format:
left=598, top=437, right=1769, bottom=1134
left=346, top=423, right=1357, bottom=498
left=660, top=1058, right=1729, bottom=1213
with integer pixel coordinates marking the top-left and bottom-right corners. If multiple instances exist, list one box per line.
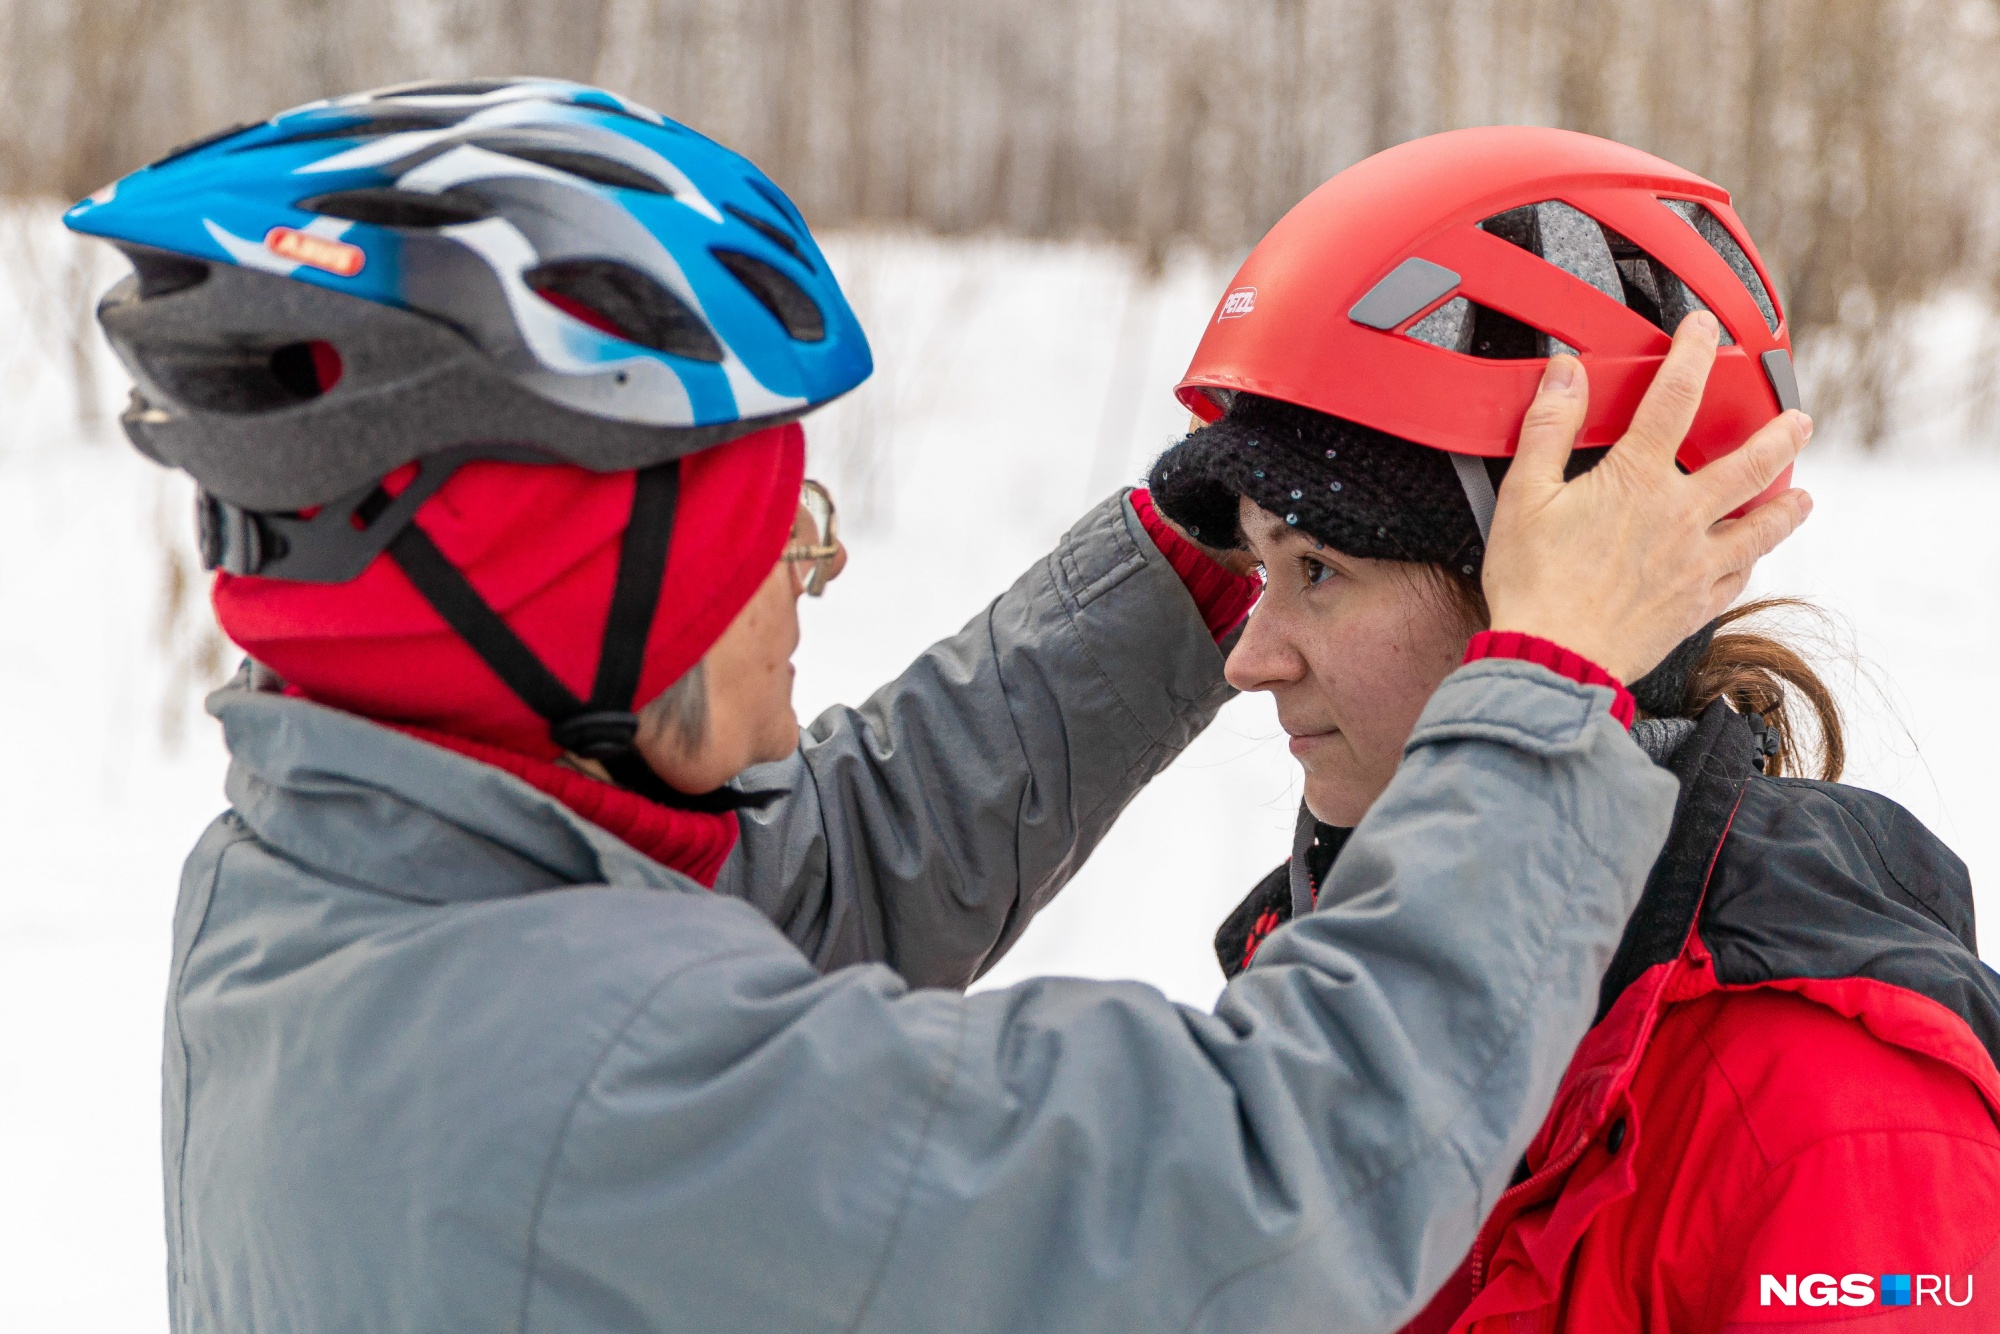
left=1465, top=791, right=1748, bottom=1309
left=1466, top=1130, right=1595, bottom=1296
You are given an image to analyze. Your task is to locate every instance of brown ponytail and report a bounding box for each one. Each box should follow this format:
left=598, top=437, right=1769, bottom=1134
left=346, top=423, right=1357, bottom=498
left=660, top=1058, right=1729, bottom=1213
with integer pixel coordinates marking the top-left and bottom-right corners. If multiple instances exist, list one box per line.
left=1682, top=598, right=1845, bottom=781
left=1427, top=570, right=1846, bottom=782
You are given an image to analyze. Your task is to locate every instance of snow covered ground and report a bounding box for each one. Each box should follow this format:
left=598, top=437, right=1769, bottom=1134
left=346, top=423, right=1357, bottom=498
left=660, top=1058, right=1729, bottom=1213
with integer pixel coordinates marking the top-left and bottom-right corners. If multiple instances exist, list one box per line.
left=2, top=218, right=1997, bottom=1330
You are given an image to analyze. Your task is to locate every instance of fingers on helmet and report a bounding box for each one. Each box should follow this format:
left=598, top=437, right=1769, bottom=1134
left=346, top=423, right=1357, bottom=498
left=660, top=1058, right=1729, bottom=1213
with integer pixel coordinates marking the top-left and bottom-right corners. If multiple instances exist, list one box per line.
left=1691, top=410, right=1810, bottom=518
left=1621, top=313, right=1723, bottom=462
left=1512, top=355, right=1590, bottom=481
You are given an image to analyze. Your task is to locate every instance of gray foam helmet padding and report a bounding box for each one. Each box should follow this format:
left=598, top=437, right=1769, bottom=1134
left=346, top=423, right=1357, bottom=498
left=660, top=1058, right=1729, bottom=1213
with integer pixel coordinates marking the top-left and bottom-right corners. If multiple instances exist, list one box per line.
left=98, top=257, right=809, bottom=512
left=1410, top=204, right=1610, bottom=358
left=1532, top=202, right=1611, bottom=358
left=1665, top=199, right=1781, bottom=335
left=1406, top=295, right=1474, bottom=352
left=1645, top=202, right=1725, bottom=345
left=1350, top=258, right=1461, bottom=330
left=1534, top=201, right=1622, bottom=303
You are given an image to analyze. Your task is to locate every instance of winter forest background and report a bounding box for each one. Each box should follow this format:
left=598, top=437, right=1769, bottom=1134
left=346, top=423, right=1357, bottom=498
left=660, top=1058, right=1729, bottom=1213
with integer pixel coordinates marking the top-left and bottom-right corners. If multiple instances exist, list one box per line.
left=5, top=2, right=2000, bottom=1328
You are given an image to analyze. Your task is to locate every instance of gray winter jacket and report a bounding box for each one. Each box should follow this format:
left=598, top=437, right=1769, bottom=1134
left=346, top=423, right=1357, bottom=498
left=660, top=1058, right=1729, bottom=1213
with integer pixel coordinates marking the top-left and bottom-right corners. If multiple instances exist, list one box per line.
left=164, top=493, right=1678, bottom=1333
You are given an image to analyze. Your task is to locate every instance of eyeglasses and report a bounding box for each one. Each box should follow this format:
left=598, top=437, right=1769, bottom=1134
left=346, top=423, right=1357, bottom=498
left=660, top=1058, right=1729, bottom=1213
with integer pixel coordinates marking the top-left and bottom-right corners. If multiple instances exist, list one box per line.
left=783, top=478, right=840, bottom=597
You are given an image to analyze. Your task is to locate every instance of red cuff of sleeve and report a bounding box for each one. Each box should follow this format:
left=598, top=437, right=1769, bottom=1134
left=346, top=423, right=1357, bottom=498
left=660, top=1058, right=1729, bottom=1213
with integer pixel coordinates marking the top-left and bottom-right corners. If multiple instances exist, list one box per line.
left=1130, top=488, right=1261, bottom=643
left=1463, top=630, right=1637, bottom=729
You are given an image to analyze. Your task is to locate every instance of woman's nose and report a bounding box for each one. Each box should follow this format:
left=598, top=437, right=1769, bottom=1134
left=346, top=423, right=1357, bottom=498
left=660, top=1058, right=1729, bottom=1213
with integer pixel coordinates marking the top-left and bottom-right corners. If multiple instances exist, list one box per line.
left=1223, top=599, right=1303, bottom=694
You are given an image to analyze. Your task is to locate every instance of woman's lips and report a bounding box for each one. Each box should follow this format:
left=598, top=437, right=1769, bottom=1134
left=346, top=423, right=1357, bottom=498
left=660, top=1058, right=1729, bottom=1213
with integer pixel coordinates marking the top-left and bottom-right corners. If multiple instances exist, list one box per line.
left=1287, top=728, right=1339, bottom=757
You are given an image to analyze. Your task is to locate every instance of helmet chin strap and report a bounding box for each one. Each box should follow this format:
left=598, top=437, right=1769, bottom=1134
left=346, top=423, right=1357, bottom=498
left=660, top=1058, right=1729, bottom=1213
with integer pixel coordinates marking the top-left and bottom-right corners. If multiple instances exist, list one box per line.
left=1449, top=452, right=1500, bottom=545
left=382, top=457, right=780, bottom=813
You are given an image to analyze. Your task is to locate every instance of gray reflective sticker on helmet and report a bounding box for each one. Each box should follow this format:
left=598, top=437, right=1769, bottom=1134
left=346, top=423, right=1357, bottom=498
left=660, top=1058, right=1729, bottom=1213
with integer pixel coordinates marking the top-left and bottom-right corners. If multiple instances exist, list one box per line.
left=1761, top=348, right=1802, bottom=413
left=1449, top=451, right=1499, bottom=543
left=1350, top=257, right=1461, bottom=330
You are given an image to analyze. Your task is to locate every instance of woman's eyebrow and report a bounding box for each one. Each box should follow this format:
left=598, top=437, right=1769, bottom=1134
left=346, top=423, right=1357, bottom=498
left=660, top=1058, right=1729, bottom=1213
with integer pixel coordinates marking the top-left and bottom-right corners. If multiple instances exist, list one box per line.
left=1262, top=528, right=1325, bottom=554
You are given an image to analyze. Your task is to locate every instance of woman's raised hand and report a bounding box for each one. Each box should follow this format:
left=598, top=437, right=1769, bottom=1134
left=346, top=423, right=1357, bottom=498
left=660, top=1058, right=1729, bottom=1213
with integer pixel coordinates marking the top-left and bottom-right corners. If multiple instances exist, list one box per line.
left=1482, top=311, right=1813, bottom=684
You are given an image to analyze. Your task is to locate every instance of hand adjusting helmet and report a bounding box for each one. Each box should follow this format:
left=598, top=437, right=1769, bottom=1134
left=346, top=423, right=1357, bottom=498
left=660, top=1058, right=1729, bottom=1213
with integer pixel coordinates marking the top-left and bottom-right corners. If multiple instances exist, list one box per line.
left=1152, top=126, right=1798, bottom=581
left=66, top=78, right=872, bottom=799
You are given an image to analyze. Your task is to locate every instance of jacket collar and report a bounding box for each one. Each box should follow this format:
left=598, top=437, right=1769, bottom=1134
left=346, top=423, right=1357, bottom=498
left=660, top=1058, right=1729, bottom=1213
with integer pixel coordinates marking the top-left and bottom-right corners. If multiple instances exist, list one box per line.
left=208, top=672, right=699, bottom=904
left=394, top=724, right=739, bottom=887
left=1594, top=700, right=1756, bottom=1020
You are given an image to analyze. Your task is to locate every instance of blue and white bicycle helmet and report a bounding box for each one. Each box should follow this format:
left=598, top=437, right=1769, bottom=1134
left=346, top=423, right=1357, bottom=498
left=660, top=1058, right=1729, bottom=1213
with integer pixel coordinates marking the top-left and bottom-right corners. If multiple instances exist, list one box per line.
left=65, top=77, right=871, bottom=583
left=66, top=79, right=873, bottom=791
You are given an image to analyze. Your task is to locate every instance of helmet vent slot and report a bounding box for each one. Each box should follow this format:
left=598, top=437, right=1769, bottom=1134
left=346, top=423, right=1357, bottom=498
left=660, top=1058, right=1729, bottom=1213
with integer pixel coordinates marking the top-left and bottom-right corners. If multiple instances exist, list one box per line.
left=268, top=341, right=342, bottom=399
left=123, top=247, right=212, bottom=299
left=1597, top=225, right=1731, bottom=343
left=472, top=142, right=671, bottom=194
left=146, top=121, right=260, bottom=170
left=370, top=79, right=520, bottom=99
left=746, top=177, right=804, bottom=227
left=1662, top=200, right=1781, bottom=333
left=575, top=97, right=672, bottom=129
left=1468, top=303, right=1555, bottom=359
left=1406, top=296, right=1473, bottom=351
left=525, top=259, right=725, bottom=363
left=714, top=249, right=825, bottom=341
left=253, top=112, right=476, bottom=150
left=1406, top=294, right=1565, bottom=360
left=724, top=205, right=810, bottom=268
left=1480, top=201, right=1732, bottom=345
left=138, top=341, right=333, bottom=415
left=298, top=187, right=494, bottom=229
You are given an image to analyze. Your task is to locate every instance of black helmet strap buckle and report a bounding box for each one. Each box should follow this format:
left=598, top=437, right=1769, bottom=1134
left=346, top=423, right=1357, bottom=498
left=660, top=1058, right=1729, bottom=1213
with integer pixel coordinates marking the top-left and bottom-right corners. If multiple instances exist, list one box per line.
left=197, top=443, right=549, bottom=583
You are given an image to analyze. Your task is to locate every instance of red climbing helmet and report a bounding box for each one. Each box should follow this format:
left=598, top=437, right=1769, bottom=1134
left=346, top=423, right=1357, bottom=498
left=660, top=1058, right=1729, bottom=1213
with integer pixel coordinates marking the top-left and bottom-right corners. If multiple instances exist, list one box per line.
left=1176, top=126, right=1797, bottom=507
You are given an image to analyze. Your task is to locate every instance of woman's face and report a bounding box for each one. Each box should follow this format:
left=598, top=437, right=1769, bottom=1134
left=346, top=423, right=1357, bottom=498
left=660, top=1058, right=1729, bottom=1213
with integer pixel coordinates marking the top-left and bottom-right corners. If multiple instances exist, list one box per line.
left=1225, top=497, right=1480, bottom=827
left=637, top=500, right=848, bottom=793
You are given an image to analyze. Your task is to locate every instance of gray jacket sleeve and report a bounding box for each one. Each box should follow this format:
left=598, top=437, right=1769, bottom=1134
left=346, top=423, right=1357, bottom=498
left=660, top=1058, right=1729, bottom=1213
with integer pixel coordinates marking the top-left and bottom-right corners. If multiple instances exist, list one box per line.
left=713, top=490, right=1234, bottom=984
left=539, top=662, right=1676, bottom=1334
left=865, top=663, right=1674, bottom=1331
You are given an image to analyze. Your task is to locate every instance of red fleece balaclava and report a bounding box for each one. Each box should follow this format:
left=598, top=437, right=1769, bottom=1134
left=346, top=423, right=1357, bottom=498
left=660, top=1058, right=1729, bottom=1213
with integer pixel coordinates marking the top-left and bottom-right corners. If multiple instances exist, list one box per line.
left=212, top=423, right=806, bottom=760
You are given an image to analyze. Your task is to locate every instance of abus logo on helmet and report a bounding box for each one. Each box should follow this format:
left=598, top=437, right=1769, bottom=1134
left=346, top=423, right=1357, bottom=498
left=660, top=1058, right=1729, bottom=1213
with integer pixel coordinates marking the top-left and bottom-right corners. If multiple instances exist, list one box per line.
left=1760, top=1274, right=1973, bottom=1308
left=1218, top=287, right=1257, bottom=321
left=265, top=227, right=366, bottom=278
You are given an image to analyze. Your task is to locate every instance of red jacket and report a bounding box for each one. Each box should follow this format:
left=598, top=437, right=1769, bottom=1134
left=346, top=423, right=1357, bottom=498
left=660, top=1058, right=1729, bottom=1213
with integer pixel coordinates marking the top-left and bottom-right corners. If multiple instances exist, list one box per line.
left=1221, top=702, right=2000, bottom=1331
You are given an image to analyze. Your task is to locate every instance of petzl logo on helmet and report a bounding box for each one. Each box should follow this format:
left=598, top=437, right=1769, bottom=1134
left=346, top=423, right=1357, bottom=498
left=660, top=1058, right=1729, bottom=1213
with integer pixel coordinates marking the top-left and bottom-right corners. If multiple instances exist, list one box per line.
left=1218, top=287, right=1258, bottom=321
left=264, top=227, right=365, bottom=277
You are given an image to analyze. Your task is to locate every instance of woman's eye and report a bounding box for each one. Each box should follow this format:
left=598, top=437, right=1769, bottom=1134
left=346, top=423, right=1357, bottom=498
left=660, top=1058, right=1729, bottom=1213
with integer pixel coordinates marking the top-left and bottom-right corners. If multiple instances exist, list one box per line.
left=1302, top=557, right=1337, bottom=587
